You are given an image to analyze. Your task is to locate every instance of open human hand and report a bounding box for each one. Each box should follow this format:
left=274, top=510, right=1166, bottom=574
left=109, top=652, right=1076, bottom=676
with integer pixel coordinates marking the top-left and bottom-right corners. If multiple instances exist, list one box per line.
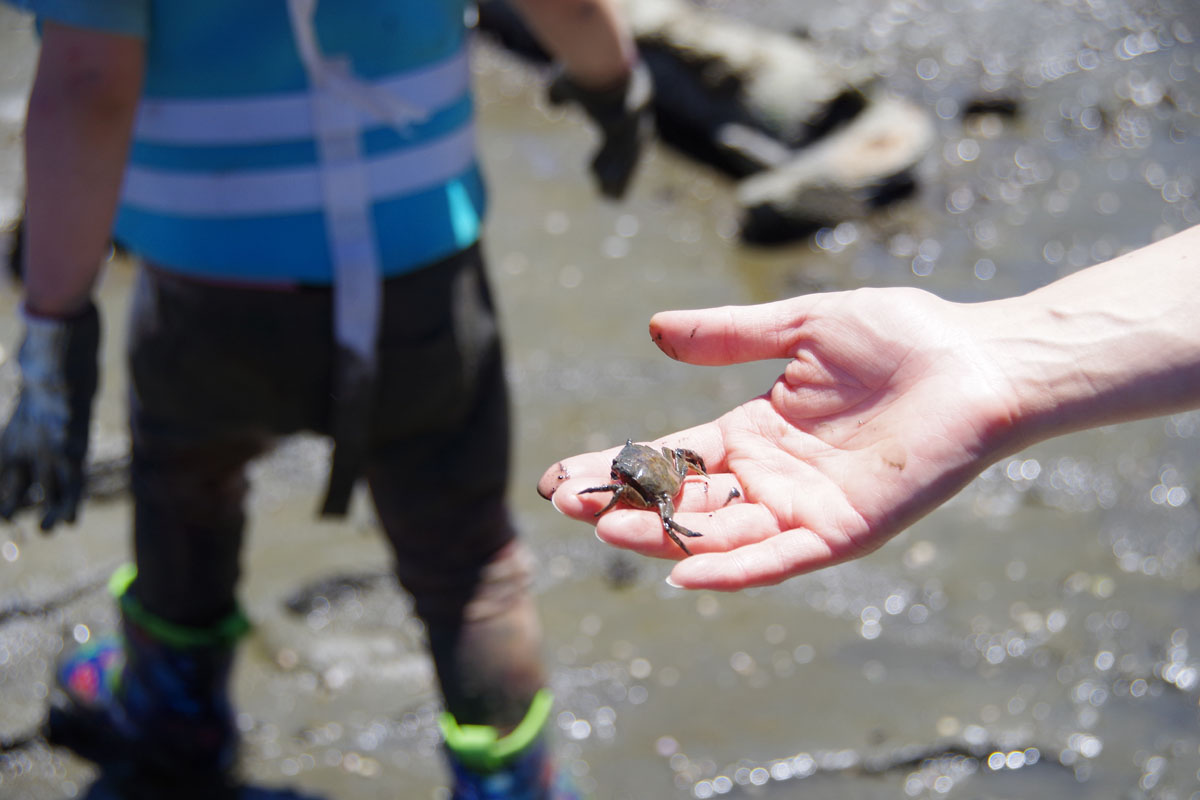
left=538, top=287, right=1021, bottom=591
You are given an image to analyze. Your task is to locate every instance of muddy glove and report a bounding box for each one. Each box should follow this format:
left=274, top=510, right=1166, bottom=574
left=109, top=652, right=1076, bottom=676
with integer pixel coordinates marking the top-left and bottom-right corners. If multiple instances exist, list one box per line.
left=548, top=60, right=653, bottom=200
left=0, top=303, right=100, bottom=530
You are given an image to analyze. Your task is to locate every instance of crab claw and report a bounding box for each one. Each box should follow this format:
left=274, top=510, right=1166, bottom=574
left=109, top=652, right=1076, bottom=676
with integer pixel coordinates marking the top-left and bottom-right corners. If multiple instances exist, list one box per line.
left=670, top=447, right=708, bottom=477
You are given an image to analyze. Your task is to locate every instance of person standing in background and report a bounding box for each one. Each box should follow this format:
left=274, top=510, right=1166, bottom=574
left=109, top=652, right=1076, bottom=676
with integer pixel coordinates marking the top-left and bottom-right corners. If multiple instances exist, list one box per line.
left=0, top=1, right=652, bottom=797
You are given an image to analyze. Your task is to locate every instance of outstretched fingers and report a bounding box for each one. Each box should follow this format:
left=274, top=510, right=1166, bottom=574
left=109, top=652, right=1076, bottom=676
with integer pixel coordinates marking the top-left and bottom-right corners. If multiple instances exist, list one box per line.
left=537, top=446, right=622, bottom=502
left=593, top=501, right=780, bottom=559
left=664, top=528, right=846, bottom=591
left=586, top=487, right=874, bottom=590
left=537, top=423, right=729, bottom=503
left=554, top=471, right=745, bottom=523
left=649, top=296, right=816, bottom=366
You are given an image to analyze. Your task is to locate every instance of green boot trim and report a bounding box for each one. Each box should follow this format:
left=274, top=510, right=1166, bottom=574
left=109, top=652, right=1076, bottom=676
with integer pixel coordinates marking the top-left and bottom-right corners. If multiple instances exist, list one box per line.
left=439, top=689, right=555, bottom=773
left=109, top=564, right=251, bottom=650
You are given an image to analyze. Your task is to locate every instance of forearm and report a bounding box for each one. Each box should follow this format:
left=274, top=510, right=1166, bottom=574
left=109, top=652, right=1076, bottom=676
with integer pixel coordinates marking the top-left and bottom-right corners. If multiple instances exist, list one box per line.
left=507, top=0, right=637, bottom=88
left=980, top=224, right=1200, bottom=449
left=22, top=23, right=144, bottom=317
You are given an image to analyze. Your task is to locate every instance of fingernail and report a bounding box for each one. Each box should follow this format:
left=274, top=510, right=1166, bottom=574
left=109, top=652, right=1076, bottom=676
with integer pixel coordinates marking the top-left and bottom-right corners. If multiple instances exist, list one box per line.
left=538, top=464, right=570, bottom=500
left=664, top=575, right=681, bottom=589
left=550, top=492, right=567, bottom=516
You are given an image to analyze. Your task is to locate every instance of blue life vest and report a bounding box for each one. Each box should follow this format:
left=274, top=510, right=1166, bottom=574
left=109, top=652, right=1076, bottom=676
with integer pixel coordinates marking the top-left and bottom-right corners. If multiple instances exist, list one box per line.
left=110, top=0, right=485, bottom=284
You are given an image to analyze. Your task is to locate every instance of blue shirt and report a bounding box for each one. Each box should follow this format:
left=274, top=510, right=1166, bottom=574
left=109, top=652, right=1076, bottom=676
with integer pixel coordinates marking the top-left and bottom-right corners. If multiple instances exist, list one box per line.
left=13, top=0, right=486, bottom=284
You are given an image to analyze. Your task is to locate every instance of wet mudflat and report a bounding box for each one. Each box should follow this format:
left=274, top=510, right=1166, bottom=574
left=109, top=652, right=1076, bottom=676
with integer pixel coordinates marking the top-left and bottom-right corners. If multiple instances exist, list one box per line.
left=2, top=1, right=1200, bottom=798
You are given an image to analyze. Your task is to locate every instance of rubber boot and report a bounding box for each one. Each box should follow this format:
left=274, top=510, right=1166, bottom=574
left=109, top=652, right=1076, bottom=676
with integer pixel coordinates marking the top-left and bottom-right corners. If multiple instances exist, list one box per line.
left=440, top=689, right=585, bottom=800
left=46, top=566, right=249, bottom=778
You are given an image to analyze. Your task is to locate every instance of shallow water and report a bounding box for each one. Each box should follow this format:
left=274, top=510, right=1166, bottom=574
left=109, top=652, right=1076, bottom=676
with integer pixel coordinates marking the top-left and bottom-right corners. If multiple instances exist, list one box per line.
left=2, top=1, right=1200, bottom=798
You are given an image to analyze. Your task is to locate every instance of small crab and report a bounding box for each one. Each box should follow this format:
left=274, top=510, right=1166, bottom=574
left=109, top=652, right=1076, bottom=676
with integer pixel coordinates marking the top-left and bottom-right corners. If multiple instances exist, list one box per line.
left=578, top=439, right=708, bottom=555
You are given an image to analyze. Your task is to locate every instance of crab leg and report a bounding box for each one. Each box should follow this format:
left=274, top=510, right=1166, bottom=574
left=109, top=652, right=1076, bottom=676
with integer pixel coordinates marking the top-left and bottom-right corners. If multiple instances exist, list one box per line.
left=657, top=498, right=703, bottom=555
left=578, top=484, right=624, bottom=516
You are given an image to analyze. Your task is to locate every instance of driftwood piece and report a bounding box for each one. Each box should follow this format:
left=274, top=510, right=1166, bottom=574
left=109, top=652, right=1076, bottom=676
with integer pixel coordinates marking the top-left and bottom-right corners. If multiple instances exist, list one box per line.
left=617, top=0, right=875, bottom=151
left=475, top=0, right=934, bottom=244
left=476, top=0, right=872, bottom=176
left=737, top=96, right=935, bottom=244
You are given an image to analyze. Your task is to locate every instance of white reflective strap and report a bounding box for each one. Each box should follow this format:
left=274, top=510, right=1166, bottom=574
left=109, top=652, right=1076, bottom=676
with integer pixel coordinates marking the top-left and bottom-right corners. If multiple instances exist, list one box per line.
left=133, top=52, right=468, bottom=146
left=311, top=81, right=380, bottom=361
left=285, top=0, right=385, bottom=364
left=288, top=0, right=429, bottom=133
left=121, top=123, right=475, bottom=217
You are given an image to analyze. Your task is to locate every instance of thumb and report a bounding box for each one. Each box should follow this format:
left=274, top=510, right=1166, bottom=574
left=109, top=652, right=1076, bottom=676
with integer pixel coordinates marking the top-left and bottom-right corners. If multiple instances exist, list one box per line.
left=648, top=295, right=820, bottom=366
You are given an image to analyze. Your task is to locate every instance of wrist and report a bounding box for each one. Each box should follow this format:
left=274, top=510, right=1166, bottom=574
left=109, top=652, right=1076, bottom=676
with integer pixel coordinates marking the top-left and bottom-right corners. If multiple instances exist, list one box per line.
left=18, top=301, right=101, bottom=381
left=564, top=54, right=638, bottom=95
left=22, top=287, right=97, bottom=320
left=972, top=264, right=1200, bottom=451
left=969, top=294, right=1071, bottom=456
left=554, top=59, right=652, bottom=124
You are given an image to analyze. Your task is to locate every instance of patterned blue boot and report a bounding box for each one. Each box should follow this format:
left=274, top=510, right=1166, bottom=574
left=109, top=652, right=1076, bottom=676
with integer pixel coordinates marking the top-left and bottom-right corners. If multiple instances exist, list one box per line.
left=46, top=566, right=249, bottom=778
left=440, top=690, right=585, bottom=800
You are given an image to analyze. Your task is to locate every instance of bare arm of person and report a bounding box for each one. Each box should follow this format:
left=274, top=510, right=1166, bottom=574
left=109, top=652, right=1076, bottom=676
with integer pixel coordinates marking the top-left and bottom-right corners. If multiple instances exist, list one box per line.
left=504, top=0, right=650, bottom=199
left=0, top=22, right=144, bottom=530
left=505, top=0, right=637, bottom=88
left=538, top=224, right=1200, bottom=591
left=22, top=21, right=144, bottom=316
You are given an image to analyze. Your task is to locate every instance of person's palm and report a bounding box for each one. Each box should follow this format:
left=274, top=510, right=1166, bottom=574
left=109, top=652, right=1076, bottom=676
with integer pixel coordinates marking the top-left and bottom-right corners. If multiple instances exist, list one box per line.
left=539, top=287, right=1016, bottom=590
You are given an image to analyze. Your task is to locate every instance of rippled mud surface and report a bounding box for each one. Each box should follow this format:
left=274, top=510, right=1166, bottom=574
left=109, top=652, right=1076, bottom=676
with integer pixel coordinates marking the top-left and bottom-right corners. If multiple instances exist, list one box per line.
left=2, top=1, right=1200, bottom=798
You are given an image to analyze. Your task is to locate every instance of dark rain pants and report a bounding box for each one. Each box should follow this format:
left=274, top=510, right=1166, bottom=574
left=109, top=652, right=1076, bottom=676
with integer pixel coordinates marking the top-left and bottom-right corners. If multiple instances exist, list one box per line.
left=124, top=244, right=546, bottom=727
